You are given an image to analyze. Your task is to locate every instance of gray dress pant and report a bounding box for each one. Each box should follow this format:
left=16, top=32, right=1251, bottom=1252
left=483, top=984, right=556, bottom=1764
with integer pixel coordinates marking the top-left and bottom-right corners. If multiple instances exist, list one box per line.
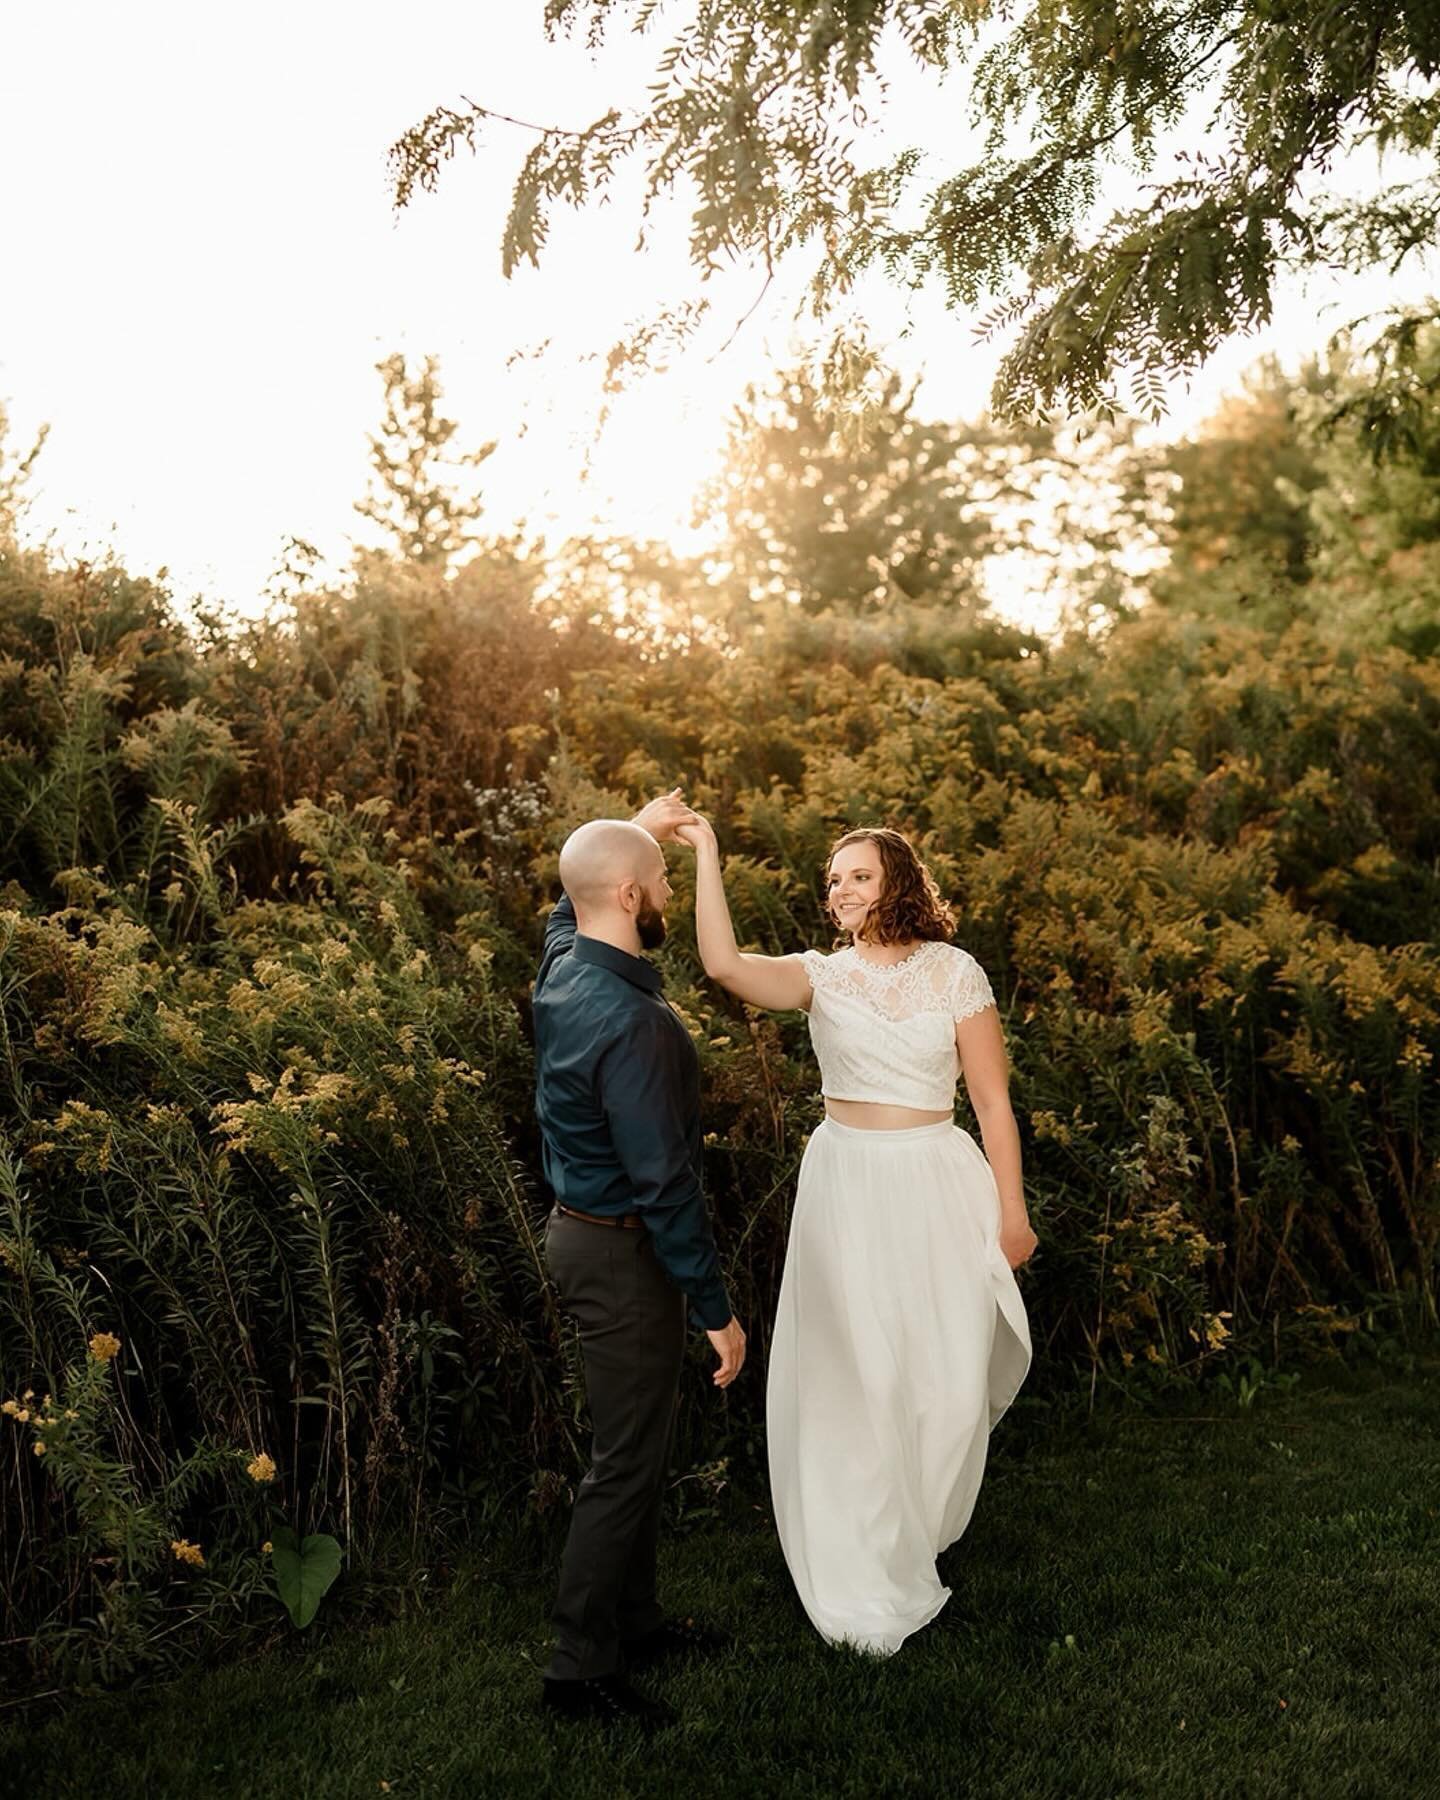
left=544, top=1205, right=687, bottom=1680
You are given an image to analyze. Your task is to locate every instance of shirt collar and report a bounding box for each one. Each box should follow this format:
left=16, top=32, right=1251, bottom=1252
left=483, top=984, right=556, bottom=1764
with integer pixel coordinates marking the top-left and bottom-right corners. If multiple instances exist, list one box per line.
left=571, top=933, right=664, bottom=993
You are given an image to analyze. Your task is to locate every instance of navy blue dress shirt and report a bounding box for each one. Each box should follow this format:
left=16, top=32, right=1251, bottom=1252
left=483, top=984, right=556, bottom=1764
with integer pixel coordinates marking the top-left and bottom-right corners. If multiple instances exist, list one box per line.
left=532, top=891, right=733, bottom=1331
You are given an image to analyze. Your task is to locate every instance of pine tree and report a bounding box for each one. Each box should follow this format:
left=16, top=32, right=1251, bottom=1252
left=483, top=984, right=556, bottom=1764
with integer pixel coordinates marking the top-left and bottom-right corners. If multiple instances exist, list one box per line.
left=354, top=354, right=495, bottom=568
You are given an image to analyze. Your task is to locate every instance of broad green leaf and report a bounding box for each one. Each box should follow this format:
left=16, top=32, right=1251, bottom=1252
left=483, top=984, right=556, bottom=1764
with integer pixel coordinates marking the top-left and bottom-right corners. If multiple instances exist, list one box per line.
left=269, top=1526, right=343, bottom=1630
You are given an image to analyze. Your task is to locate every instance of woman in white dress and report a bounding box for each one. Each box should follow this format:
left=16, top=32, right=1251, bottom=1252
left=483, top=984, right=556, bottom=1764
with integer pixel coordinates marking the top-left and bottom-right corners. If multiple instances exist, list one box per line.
left=675, top=818, right=1037, bottom=1656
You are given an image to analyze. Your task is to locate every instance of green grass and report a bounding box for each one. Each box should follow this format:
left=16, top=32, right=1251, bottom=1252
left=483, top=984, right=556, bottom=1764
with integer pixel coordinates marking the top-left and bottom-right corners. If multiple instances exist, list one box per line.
left=5, top=1359, right=1440, bottom=1800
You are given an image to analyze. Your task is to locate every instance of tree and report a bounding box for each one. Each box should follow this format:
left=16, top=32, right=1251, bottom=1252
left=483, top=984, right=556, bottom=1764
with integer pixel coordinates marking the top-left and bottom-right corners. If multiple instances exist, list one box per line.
left=1127, top=337, right=1440, bottom=647
left=1300, top=328, right=1440, bottom=653
left=391, top=3, right=1440, bottom=434
left=0, top=400, right=47, bottom=531
left=354, top=354, right=495, bottom=567
left=1141, top=354, right=1328, bottom=623
left=701, top=366, right=1001, bottom=617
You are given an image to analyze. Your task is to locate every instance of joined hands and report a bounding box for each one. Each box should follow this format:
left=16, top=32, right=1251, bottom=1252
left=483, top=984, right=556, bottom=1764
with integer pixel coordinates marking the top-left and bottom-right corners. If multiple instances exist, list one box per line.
left=631, top=786, right=719, bottom=855
left=631, top=786, right=700, bottom=844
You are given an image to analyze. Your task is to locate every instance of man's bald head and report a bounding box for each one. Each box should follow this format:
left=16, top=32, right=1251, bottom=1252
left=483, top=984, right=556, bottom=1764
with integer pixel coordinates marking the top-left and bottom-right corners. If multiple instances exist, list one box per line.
left=559, top=819, right=667, bottom=922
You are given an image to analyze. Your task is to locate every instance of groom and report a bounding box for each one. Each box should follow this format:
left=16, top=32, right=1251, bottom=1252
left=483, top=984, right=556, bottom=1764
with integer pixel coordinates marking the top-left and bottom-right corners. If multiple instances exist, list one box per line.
left=533, top=788, right=746, bottom=1730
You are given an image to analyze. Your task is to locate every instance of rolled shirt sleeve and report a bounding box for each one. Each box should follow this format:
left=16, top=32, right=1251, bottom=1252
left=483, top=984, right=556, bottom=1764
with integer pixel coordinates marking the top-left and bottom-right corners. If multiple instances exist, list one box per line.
left=597, top=1012, right=733, bottom=1331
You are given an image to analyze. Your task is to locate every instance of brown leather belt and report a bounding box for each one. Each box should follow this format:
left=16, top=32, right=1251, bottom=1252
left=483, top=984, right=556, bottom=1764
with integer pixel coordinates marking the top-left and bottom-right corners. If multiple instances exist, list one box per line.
left=555, top=1203, right=642, bottom=1230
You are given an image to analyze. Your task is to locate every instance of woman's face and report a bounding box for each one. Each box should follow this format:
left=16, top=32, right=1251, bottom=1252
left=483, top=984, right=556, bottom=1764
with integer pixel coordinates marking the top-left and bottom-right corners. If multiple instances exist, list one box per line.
left=826, top=843, right=885, bottom=936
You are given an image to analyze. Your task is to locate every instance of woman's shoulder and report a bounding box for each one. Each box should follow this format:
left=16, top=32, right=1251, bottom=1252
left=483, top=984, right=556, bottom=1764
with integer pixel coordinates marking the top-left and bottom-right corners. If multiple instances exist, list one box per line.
left=938, top=939, right=984, bottom=969
left=799, top=943, right=852, bottom=983
left=938, top=940, right=997, bottom=1016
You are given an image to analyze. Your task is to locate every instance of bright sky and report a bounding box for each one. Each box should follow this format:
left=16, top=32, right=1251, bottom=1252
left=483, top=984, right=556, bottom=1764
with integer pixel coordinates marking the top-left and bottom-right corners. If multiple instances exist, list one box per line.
left=1, top=3, right=1433, bottom=633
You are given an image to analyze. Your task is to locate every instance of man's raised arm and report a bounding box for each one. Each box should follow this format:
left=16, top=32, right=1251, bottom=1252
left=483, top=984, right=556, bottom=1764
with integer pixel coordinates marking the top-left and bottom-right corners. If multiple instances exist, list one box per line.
left=535, top=890, right=578, bottom=1000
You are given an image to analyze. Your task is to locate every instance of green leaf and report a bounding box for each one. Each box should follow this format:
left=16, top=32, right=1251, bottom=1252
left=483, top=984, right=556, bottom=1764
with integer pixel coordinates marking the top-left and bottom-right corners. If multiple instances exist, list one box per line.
left=269, top=1526, right=343, bottom=1630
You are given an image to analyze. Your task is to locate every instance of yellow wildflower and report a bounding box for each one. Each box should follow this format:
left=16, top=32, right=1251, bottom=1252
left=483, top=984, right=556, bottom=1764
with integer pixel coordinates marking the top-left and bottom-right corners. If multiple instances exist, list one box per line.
left=261, top=1540, right=273, bottom=1554
left=1203, top=1311, right=1233, bottom=1352
left=33, top=1440, right=45, bottom=1456
left=1, top=1399, right=20, bottom=1417
left=171, top=1539, right=206, bottom=1567
left=88, top=1332, right=121, bottom=1362
left=246, top=1452, right=277, bottom=1484
left=307, top=1073, right=354, bottom=1105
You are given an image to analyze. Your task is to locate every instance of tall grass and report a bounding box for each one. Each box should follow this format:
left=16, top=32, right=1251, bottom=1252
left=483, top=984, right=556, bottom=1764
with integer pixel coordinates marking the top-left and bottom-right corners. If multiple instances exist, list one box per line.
left=0, top=531, right=1436, bottom=1695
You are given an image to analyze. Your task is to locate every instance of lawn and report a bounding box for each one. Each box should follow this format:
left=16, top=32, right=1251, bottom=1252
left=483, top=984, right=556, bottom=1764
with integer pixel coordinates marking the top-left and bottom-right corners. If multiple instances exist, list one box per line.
left=5, top=1357, right=1439, bottom=1800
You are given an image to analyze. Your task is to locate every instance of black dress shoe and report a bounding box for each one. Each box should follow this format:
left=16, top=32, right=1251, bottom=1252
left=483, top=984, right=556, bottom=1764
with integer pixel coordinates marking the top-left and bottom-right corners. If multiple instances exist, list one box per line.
left=540, top=1672, right=677, bottom=1731
left=623, top=1614, right=731, bottom=1668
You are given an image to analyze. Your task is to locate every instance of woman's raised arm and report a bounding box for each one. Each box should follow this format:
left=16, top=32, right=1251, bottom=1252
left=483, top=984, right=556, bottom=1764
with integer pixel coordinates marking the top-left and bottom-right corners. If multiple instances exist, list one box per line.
left=675, top=817, right=813, bottom=1013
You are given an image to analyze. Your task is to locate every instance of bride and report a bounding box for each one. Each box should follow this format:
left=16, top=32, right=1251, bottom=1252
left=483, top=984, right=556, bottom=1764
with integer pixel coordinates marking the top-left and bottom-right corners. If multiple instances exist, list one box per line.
left=674, top=816, right=1036, bottom=1656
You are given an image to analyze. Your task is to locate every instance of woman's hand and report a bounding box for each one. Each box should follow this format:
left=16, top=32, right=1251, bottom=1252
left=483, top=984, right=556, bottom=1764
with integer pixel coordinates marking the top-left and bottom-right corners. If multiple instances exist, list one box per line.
left=999, top=1215, right=1038, bottom=1271
left=672, top=813, right=717, bottom=855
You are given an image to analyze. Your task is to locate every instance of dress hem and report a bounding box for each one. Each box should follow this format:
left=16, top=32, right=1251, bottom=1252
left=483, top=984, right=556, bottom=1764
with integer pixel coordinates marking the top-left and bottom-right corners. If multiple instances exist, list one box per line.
left=806, top=1585, right=952, bottom=1658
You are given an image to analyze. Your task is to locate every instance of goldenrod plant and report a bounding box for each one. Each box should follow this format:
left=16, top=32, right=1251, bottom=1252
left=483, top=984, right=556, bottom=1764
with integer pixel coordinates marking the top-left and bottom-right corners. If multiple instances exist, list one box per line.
left=0, top=355, right=1435, bottom=1694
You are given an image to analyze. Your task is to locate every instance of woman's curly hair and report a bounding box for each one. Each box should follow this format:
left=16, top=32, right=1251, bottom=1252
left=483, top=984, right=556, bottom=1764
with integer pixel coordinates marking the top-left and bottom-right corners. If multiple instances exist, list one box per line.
left=826, top=827, right=956, bottom=947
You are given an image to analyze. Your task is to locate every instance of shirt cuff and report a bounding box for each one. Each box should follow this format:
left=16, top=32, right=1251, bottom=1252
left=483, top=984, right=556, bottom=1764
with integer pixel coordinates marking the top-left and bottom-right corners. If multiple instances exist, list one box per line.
left=687, top=1277, right=734, bottom=1333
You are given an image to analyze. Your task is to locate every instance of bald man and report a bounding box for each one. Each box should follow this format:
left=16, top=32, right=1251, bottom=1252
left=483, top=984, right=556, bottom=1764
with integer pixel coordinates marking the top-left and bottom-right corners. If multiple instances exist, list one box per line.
left=533, top=789, right=746, bottom=1730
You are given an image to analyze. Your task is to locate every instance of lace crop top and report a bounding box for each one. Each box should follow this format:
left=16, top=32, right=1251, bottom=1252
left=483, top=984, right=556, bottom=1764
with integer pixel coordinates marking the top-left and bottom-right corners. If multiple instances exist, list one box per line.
left=800, top=939, right=997, bottom=1112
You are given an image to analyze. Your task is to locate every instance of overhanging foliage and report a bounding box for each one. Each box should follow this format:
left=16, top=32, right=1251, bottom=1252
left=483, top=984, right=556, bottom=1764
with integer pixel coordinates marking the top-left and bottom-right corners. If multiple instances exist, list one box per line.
left=392, top=1, right=1440, bottom=434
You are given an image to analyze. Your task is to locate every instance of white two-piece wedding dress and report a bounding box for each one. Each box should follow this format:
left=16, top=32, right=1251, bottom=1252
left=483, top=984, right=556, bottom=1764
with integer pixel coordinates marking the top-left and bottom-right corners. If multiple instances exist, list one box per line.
left=766, top=938, right=1032, bottom=1655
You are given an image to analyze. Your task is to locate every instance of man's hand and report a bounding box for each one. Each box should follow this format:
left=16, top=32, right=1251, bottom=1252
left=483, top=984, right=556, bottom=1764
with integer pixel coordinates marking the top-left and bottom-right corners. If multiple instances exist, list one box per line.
left=631, top=786, right=699, bottom=844
left=705, top=1316, right=746, bottom=1388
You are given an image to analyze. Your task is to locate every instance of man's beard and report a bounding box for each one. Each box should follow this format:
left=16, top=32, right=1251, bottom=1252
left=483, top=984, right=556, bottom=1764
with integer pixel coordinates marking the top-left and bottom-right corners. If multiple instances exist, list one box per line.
left=637, top=903, right=667, bottom=950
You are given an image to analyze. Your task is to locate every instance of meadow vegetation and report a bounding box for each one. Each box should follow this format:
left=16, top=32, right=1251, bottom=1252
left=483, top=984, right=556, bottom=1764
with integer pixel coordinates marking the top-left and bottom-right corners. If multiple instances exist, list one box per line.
left=0, top=346, right=1436, bottom=1699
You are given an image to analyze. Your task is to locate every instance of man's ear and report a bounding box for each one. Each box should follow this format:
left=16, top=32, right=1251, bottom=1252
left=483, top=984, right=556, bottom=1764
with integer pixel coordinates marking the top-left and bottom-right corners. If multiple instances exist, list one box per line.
left=616, top=877, right=642, bottom=915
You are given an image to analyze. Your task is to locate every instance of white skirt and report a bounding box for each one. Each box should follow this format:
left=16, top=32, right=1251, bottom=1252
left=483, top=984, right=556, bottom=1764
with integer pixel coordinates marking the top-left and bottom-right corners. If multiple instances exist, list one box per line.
left=766, top=1116, right=1032, bottom=1656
